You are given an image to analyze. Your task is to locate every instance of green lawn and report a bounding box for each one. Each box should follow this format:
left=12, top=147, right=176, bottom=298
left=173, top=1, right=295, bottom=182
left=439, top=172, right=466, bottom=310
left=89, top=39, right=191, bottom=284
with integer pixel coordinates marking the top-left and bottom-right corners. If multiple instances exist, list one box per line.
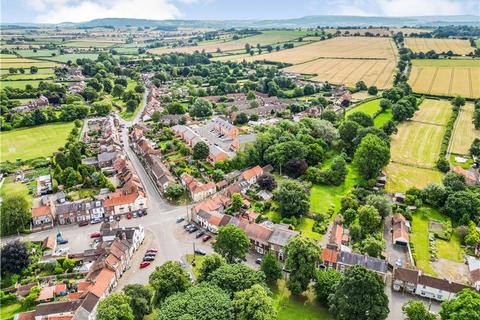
left=410, top=207, right=463, bottom=275
left=272, top=280, right=333, bottom=320
left=0, top=79, right=53, bottom=89
left=297, top=217, right=321, bottom=240
left=0, top=303, right=30, bottom=320
left=0, top=176, right=32, bottom=204
left=309, top=164, right=359, bottom=215
left=346, top=99, right=381, bottom=117
left=1, top=122, right=75, bottom=162
left=374, top=108, right=393, bottom=128
left=185, top=254, right=205, bottom=277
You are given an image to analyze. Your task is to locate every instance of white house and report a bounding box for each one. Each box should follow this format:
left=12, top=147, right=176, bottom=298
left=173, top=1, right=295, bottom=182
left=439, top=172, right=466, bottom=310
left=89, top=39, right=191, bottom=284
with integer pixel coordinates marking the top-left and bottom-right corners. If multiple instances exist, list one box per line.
left=103, top=192, right=147, bottom=216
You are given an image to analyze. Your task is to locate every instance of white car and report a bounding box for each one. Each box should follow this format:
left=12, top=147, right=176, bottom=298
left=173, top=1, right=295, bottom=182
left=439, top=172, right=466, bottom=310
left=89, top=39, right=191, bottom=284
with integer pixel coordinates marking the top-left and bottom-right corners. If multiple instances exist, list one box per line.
left=54, top=248, right=70, bottom=256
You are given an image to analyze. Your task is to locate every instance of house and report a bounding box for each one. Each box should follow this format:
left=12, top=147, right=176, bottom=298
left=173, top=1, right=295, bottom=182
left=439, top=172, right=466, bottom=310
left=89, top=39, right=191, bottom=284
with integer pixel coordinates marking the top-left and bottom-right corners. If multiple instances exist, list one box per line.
left=320, top=248, right=339, bottom=269
left=102, top=225, right=144, bottom=251
left=394, top=192, right=405, bottom=203
left=267, top=224, right=298, bottom=260
left=337, top=251, right=389, bottom=282
left=37, top=174, right=52, bottom=196
left=31, top=206, right=54, bottom=228
left=89, top=268, right=116, bottom=298
left=103, top=192, right=147, bottom=217
left=212, top=117, right=239, bottom=140
left=180, top=173, right=216, bottom=202
left=392, top=267, right=420, bottom=293
left=241, top=166, right=263, bottom=185
left=146, top=153, right=175, bottom=194
left=97, top=151, right=119, bottom=168
left=244, top=222, right=273, bottom=255
left=452, top=166, right=478, bottom=185
left=467, top=256, right=480, bottom=290
left=42, top=235, right=57, bottom=252
left=36, top=286, right=55, bottom=302
left=209, top=145, right=229, bottom=163
left=392, top=213, right=409, bottom=246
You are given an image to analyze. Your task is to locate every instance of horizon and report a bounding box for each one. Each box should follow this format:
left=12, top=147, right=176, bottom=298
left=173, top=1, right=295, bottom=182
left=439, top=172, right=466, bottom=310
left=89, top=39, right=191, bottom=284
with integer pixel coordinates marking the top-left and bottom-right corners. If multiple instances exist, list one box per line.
left=1, top=0, right=479, bottom=24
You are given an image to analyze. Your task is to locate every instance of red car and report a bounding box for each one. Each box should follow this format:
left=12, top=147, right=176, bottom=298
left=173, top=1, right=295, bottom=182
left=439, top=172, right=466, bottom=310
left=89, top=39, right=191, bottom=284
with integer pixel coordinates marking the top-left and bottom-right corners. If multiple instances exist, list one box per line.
left=202, top=235, right=212, bottom=242
left=90, top=232, right=101, bottom=238
left=146, top=248, right=158, bottom=253
left=79, top=221, right=89, bottom=227
left=140, top=261, right=151, bottom=269
left=127, top=213, right=132, bottom=219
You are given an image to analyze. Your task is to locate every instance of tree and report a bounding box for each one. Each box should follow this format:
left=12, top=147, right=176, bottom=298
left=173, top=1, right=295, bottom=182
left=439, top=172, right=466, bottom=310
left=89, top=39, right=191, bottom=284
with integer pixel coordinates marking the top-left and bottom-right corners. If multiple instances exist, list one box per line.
left=356, top=81, right=367, bottom=91
left=126, top=100, right=138, bottom=112
left=443, top=191, right=480, bottom=225
left=451, top=96, right=466, bottom=107
left=234, top=113, right=249, bottom=125
left=197, top=253, right=226, bottom=282
left=92, top=100, right=112, bottom=116
left=206, top=263, right=265, bottom=297
left=190, top=98, right=213, bottom=118
left=272, top=180, right=309, bottom=217
left=421, top=184, right=447, bottom=208
left=339, top=120, right=360, bottom=155
left=440, top=289, right=480, bottom=320
left=97, top=292, right=134, bottom=320
left=30, top=66, right=38, bottom=74
left=329, top=265, right=389, bottom=320
left=149, top=261, right=191, bottom=305
left=471, top=138, right=480, bottom=156
left=112, top=84, right=125, bottom=97
left=354, top=134, right=390, bottom=180
left=257, top=174, right=277, bottom=191
left=368, top=86, right=378, bottom=95
left=315, top=268, right=341, bottom=305
left=347, top=112, right=374, bottom=127
left=402, top=300, right=435, bottom=320
left=380, top=99, right=391, bottom=111
left=193, top=141, right=209, bottom=160
left=284, top=159, right=308, bottom=178
left=166, top=102, right=187, bottom=114
left=465, top=221, right=480, bottom=247
left=1, top=240, right=30, bottom=275
left=213, top=225, right=250, bottom=263
left=260, top=251, right=282, bottom=283
left=157, top=284, right=233, bottom=320
left=284, top=236, right=320, bottom=295
left=361, top=236, right=384, bottom=257
left=230, top=193, right=244, bottom=212
left=123, top=284, right=153, bottom=320
left=151, top=111, right=161, bottom=122
left=442, top=172, right=466, bottom=191
left=358, top=205, right=382, bottom=236
left=365, top=194, right=392, bottom=218
left=62, top=258, right=75, bottom=272
left=233, top=284, right=277, bottom=320
left=0, top=196, right=31, bottom=236
left=165, top=184, right=184, bottom=200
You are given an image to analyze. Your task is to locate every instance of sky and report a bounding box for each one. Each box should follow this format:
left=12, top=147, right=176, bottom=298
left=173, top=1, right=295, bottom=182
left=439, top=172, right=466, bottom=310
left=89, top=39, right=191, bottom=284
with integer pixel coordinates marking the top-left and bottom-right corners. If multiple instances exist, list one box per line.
left=1, top=0, right=478, bottom=24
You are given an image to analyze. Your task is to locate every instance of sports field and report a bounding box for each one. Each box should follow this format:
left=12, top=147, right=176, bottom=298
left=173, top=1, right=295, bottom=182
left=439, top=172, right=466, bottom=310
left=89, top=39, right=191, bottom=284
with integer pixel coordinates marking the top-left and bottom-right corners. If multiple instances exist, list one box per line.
left=239, top=36, right=398, bottom=63
left=0, top=122, right=75, bottom=162
left=405, top=38, right=474, bottom=55
left=449, top=102, right=480, bottom=155
left=408, top=59, right=480, bottom=98
left=149, top=30, right=309, bottom=55
left=284, top=58, right=396, bottom=89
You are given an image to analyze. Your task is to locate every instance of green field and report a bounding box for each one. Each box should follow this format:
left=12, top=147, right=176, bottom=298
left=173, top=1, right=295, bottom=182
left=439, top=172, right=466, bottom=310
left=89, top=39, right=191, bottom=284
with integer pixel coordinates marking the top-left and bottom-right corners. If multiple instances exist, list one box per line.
left=385, top=163, right=444, bottom=193
left=410, top=207, right=463, bottom=276
left=0, top=79, right=53, bottom=89
left=374, top=108, right=393, bottom=127
left=0, top=303, right=30, bottom=320
left=16, top=49, right=59, bottom=57
left=1, top=122, right=75, bottom=162
left=0, top=176, right=32, bottom=204
left=63, top=40, right=121, bottom=48
left=347, top=99, right=381, bottom=117
left=44, top=53, right=99, bottom=63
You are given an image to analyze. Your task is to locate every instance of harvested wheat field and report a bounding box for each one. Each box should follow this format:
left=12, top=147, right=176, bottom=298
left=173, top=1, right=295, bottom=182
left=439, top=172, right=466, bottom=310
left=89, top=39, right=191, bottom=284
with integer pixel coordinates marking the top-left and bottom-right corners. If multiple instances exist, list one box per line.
left=405, top=38, right=474, bottom=55
left=238, top=36, right=398, bottom=64
left=408, top=59, right=480, bottom=98
left=411, top=99, right=453, bottom=126
left=385, top=163, right=444, bottom=192
left=283, top=58, right=396, bottom=89
left=449, top=102, right=480, bottom=155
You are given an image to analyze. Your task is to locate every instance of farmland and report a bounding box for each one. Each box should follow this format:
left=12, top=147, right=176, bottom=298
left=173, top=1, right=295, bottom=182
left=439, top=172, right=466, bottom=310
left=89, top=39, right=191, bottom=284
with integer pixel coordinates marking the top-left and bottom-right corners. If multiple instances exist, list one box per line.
left=449, top=102, right=480, bottom=155
left=405, top=38, right=474, bottom=55
left=385, top=99, right=452, bottom=191
left=408, top=59, right=480, bottom=98
left=0, top=122, right=75, bottom=162
left=0, top=79, right=53, bottom=89
left=0, top=56, right=59, bottom=69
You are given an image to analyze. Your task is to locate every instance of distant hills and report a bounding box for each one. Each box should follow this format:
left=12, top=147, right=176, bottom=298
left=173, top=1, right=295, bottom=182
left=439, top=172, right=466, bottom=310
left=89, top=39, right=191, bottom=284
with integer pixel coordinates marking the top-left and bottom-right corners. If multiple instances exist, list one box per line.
left=2, top=15, right=479, bottom=29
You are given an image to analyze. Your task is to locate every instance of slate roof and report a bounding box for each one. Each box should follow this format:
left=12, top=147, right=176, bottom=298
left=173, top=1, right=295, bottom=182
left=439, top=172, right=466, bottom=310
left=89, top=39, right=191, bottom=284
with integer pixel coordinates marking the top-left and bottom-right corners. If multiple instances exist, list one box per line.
left=338, top=251, right=388, bottom=274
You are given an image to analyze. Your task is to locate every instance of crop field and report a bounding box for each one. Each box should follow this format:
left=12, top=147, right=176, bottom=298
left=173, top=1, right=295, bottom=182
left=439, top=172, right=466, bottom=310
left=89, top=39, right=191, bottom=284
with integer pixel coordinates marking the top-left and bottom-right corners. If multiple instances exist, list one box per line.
left=0, top=122, right=75, bottom=162
left=0, top=56, right=59, bottom=69
left=410, top=99, right=453, bottom=125
left=408, top=59, right=480, bottom=98
left=63, top=39, right=123, bottom=47
left=449, top=102, right=480, bottom=155
left=149, top=30, right=310, bottom=55
left=283, top=58, right=396, bottom=89
left=405, top=38, right=474, bottom=55
left=239, top=36, right=398, bottom=64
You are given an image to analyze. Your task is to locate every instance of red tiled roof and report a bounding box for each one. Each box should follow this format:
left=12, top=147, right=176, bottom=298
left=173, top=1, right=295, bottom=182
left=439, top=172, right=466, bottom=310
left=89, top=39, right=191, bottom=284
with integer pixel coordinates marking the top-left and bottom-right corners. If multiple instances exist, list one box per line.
left=242, top=166, right=263, bottom=181
left=393, top=213, right=409, bottom=243
left=452, top=166, right=477, bottom=183
left=36, top=286, right=55, bottom=301
left=32, top=206, right=52, bottom=218
left=321, top=248, right=338, bottom=264
left=77, top=281, right=92, bottom=292
left=89, top=268, right=115, bottom=297
left=104, top=192, right=140, bottom=207
left=42, top=235, right=56, bottom=250
left=66, top=292, right=84, bottom=300
left=16, top=311, right=35, bottom=320
left=55, top=284, right=66, bottom=295
left=208, top=215, right=223, bottom=226
left=244, top=223, right=273, bottom=243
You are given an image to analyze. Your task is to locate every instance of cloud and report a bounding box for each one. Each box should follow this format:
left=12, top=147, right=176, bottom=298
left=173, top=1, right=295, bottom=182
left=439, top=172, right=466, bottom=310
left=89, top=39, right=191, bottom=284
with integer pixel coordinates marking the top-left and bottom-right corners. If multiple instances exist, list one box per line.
left=28, top=0, right=182, bottom=23
left=377, top=0, right=467, bottom=16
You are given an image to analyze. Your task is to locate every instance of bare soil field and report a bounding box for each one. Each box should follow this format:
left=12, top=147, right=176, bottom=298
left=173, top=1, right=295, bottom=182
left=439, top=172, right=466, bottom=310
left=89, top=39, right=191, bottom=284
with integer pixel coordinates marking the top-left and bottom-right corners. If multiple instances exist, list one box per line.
left=283, top=58, right=396, bottom=88
left=408, top=59, right=480, bottom=98
left=405, top=38, right=474, bottom=55
left=449, top=102, right=480, bottom=155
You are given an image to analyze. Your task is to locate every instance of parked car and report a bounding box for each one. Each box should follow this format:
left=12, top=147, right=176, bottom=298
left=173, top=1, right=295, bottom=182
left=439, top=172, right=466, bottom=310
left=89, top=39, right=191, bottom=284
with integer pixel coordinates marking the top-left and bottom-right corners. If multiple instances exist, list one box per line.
left=127, top=213, right=132, bottom=219
left=179, top=260, right=186, bottom=268
left=133, top=213, right=138, bottom=218
left=143, top=256, right=155, bottom=261
left=195, top=231, right=205, bottom=238
left=57, top=239, right=68, bottom=245
left=78, top=221, right=89, bottom=227
left=91, top=218, right=102, bottom=224
left=115, top=215, right=121, bottom=221
left=194, top=249, right=207, bottom=255
left=202, top=235, right=212, bottom=242
left=140, top=261, right=151, bottom=268
left=184, top=223, right=194, bottom=230
left=138, top=212, right=143, bottom=217
left=146, top=248, right=158, bottom=253
left=255, top=258, right=263, bottom=265
left=176, top=217, right=185, bottom=223
left=188, top=226, right=198, bottom=233
left=90, top=232, right=101, bottom=238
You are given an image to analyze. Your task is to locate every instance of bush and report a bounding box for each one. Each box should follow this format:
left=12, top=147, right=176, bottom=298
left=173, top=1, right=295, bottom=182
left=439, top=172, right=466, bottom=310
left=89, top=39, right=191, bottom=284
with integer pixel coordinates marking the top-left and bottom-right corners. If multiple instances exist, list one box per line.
left=0, top=290, right=17, bottom=305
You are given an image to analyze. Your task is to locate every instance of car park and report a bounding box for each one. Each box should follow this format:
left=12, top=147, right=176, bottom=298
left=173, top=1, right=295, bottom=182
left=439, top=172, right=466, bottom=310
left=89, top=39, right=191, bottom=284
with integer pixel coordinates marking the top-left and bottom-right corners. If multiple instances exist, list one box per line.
left=195, top=231, right=205, bottom=238
left=140, top=261, right=151, bottom=268
left=202, top=235, right=212, bottom=242
left=90, top=232, right=101, bottom=238
left=194, top=249, right=207, bottom=255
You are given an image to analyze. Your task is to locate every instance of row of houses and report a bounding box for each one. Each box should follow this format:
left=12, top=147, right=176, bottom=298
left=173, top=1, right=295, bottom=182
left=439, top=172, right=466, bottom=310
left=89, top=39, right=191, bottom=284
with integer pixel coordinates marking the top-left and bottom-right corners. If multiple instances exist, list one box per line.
left=15, top=224, right=145, bottom=320
left=12, top=95, right=49, bottom=113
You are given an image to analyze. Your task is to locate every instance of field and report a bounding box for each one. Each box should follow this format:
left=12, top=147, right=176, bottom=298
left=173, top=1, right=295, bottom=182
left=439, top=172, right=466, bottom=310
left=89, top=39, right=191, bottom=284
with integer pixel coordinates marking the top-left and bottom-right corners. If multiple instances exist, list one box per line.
left=0, top=122, right=75, bottom=162
left=63, top=40, right=123, bottom=47
left=347, top=99, right=381, bottom=116
left=385, top=99, right=451, bottom=191
left=149, top=30, right=309, bottom=55
left=239, top=36, right=398, bottom=64
left=44, top=53, right=100, bottom=63
left=0, top=56, right=59, bottom=69
left=405, top=38, right=474, bottom=55
left=408, top=59, right=480, bottom=98
left=374, top=108, right=393, bottom=128
left=0, top=79, right=53, bottom=89
left=449, top=102, right=480, bottom=155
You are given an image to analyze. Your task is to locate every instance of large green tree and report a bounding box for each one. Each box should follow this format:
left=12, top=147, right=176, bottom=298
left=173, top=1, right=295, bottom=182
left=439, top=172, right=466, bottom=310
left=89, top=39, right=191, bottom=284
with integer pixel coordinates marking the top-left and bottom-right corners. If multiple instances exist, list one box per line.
left=233, top=284, right=277, bottom=320
left=193, top=141, right=210, bottom=160
left=315, top=268, right=341, bottom=306
left=261, top=251, right=282, bottom=283
left=157, top=284, right=233, bottom=320
left=274, top=180, right=309, bottom=218
left=197, top=253, right=226, bottom=282
left=353, top=134, right=390, bottom=180
left=97, top=292, right=134, bottom=320
left=402, top=300, right=435, bottom=320
left=440, top=289, right=480, bottom=320
left=1, top=196, right=31, bottom=236
left=0, top=240, right=30, bottom=275
left=190, top=98, right=213, bottom=118
left=358, top=205, right=382, bottom=236
left=123, top=284, right=153, bottom=320
left=329, top=265, right=389, bottom=320
left=284, top=236, right=320, bottom=295
left=213, top=225, right=250, bottom=263
left=149, top=261, right=191, bottom=306
left=206, top=263, right=265, bottom=297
